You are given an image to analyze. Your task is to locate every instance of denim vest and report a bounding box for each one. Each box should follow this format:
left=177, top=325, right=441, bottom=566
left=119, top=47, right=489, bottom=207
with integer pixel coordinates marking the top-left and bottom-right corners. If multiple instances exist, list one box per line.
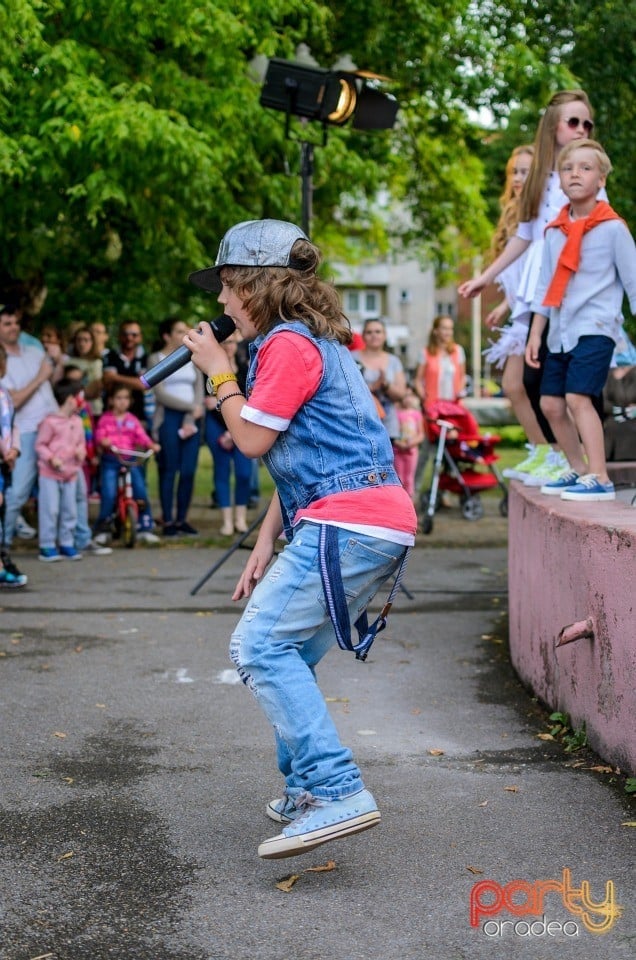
left=247, top=322, right=400, bottom=538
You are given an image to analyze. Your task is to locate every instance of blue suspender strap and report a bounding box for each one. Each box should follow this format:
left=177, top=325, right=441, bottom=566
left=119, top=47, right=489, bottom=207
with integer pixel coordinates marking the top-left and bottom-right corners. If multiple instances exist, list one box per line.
left=318, top=523, right=411, bottom=662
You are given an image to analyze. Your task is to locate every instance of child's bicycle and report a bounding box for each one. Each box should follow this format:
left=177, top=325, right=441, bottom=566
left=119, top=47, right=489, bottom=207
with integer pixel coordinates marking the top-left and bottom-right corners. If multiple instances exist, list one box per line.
left=109, top=446, right=154, bottom=548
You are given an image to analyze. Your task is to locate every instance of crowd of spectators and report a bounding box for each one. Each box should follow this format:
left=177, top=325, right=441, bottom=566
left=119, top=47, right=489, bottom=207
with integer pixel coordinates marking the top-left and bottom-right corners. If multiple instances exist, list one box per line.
left=1, top=298, right=633, bottom=590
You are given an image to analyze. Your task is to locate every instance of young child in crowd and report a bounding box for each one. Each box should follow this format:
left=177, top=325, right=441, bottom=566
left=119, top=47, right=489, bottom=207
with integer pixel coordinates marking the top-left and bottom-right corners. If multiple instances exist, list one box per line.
left=393, top=386, right=425, bottom=499
left=35, top=377, right=86, bottom=561
left=460, top=90, right=604, bottom=488
left=93, top=384, right=160, bottom=543
left=186, top=218, right=416, bottom=860
left=63, top=364, right=112, bottom=556
left=526, top=139, right=636, bottom=502
left=0, top=343, right=27, bottom=586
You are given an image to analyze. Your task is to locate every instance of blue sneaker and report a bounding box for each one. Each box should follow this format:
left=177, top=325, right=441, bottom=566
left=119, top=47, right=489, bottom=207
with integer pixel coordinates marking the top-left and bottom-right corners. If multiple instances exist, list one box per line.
left=540, top=470, right=579, bottom=495
left=0, top=565, right=28, bottom=588
left=59, top=545, right=82, bottom=560
left=39, top=547, right=61, bottom=562
left=560, top=474, right=615, bottom=502
left=266, top=795, right=302, bottom=825
left=258, top=788, right=380, bottom=859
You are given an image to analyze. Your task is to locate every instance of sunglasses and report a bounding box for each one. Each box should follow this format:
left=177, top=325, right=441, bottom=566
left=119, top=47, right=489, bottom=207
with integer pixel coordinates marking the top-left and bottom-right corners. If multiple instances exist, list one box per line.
left=566, top=116, right=594, bottom=134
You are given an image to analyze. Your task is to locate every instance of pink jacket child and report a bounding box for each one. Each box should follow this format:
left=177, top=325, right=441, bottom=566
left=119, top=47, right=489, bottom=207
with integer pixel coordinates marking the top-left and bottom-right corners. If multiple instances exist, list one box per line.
left=93, top=387, right=159, bottom=537
left=35, top=410, right=86, bottom=481
left=35, top=379, right=87, bottom=561
left=94, top=409, right=155, bottom=454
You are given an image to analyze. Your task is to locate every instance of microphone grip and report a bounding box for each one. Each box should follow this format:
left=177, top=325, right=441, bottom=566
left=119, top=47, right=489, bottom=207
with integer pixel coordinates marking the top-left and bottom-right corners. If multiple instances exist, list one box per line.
left=140, top=314, right=235, bottom=389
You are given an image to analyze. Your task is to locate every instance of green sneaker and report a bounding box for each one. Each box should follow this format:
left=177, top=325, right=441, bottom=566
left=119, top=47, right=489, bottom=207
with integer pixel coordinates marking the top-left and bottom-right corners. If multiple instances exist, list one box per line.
left=503, top=443, right=551, bottom=481
left=523, top=451, right=569, bottom=487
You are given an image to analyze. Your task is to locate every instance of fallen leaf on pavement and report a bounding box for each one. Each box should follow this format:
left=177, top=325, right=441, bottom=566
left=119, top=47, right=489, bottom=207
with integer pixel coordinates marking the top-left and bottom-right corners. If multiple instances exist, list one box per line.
left=428, top=748, right=445, bottom=756
left=588, top=765, right=613, bottom=774
left=621, top=821, right=636, bottom=828
left=57, top=851, right=74, bottom=861
left=275, top=874, right=300, bottom=892
left=466, top=866, right=484, bottom=875
left=537, top=733, right=555, bottom=741
left=504, top=785, right=519, bottom=793
left=305, top=861, right=336, bottom=873
left=53, top=732, right=67, bottom=739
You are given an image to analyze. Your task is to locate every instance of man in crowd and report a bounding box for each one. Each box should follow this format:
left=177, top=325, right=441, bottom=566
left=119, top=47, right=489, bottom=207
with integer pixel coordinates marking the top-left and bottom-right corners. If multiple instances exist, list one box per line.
left=102, top=320, right=148, bottom=424
left=0, top=303, right=59, bottom=549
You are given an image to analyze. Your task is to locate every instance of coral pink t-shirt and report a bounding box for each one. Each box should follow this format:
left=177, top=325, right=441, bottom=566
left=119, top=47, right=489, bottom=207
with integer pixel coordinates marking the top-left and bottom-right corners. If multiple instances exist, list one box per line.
left=240, top=332, right=416, bottom=544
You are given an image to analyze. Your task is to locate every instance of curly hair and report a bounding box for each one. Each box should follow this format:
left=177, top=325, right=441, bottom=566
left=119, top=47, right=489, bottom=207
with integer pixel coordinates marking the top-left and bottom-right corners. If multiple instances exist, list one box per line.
left=490, top=145, right=534, bottom=258
left=220, top=240, right=352, bottom=345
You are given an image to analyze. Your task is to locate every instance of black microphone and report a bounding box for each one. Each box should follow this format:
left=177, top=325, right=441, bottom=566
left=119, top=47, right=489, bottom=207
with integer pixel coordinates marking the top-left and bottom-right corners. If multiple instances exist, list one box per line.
left=140, top=314, right=236, bottom=389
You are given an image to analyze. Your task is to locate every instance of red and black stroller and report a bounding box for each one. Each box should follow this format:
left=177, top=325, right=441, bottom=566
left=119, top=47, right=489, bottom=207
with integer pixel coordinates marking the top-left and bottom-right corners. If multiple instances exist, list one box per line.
left=420, top=399, right=508, bottom=534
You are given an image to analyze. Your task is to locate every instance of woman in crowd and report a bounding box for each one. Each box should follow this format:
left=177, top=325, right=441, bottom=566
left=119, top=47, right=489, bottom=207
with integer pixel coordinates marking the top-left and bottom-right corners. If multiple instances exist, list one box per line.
left=148, top=318, right=204, bottom=536
left=351, top=317, right=407, bottom=440
left=204, top=332, right=253, bottom=536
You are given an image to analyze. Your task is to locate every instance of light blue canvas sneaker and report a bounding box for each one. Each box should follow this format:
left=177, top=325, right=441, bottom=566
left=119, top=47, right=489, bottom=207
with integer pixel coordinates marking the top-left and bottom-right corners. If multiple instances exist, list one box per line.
left=266, top=795, right=301, bottom=824
left=258, top=788, right=380, bottom=859
left=540, top=470, right=579, bottom=496
left=560, top=474, right=616, bottom=502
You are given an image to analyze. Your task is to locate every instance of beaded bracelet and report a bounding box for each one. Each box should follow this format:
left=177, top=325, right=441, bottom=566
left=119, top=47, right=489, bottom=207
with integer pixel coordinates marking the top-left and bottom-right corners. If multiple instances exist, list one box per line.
left=216, top=391, right=244, bottom=412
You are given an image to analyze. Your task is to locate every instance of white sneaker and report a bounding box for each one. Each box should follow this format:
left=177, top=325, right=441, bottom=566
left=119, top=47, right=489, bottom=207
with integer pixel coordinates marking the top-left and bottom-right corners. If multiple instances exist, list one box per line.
left=137, top=531, right=160, bottom=545
left=16, top=514, right=37, bottom=539
left=94, top=531, right=111, bottom=546
left=84, top=540, right=113, bottom=556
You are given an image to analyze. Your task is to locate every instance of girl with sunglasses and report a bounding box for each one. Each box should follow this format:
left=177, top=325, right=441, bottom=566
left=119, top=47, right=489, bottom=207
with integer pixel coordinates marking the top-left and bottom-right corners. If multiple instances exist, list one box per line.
left=460, top=90, right=606, bottom=487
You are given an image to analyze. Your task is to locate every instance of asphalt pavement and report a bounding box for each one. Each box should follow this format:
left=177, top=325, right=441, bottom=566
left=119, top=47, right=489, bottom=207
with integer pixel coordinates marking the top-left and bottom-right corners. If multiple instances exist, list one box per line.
left=0, top=503, right=634, bottom=960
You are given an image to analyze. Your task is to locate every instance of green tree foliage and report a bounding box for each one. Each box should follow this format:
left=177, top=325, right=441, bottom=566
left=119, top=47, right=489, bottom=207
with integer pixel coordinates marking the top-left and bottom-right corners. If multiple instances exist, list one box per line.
left=1, top=1, right=633, bottom=335
left=0, top=0, right=336, bottom=327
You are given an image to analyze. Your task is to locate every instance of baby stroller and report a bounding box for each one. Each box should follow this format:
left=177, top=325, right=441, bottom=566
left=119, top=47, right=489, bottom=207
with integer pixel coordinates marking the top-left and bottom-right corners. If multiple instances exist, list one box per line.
left=420, top=399, right=508, bottom=535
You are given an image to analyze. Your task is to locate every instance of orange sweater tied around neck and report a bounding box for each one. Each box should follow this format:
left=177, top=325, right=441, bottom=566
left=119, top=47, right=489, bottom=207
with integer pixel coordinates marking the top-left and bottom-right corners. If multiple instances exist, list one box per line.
left=542, top=200, right=622, bottom=308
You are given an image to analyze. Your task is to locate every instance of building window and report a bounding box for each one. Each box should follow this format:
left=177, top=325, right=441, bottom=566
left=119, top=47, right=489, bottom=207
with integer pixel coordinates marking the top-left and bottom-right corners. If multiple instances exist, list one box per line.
left=346, top=291, right=360, bottom=312
left=344, top=289, right=382, bottom=318
left=365, top=292, right=378, bottom=314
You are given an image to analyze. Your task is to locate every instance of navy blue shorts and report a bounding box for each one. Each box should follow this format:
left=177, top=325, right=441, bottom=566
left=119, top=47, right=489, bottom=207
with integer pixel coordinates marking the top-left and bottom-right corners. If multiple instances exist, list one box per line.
left=541, top=335, right=615, bottom=398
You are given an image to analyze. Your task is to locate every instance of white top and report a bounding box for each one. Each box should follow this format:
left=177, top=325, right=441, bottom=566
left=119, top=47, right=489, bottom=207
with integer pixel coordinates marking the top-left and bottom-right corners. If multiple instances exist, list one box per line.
left=419, top=345, right=466, bottom=400
left=513, top=172, right=608, bottom=319
left=1, top=345, right=57, bottom=433
left=531, top=218, right=636, bottom=353
left=153, top=352, right=198, bottom=405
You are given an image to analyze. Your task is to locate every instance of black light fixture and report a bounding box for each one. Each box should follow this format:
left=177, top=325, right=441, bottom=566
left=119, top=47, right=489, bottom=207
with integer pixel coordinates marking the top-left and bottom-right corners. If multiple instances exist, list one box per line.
left=260, top=58, right=398, bottom=133
left=259, top=57, right=399, bottom=236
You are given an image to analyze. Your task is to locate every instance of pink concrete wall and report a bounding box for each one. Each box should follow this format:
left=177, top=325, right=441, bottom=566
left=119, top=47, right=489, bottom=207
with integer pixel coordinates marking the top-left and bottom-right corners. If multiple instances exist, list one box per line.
left=508, top=482, right=636, bottom=775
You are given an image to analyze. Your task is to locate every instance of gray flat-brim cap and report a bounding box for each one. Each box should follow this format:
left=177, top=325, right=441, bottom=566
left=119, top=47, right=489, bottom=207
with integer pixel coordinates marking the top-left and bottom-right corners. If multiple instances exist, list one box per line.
left=188, top=219, right=309, bottom=293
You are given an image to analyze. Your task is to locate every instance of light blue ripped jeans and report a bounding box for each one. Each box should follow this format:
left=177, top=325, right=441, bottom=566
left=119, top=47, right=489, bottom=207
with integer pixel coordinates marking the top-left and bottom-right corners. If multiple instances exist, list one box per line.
left=229, top=521, right=405, bottom=801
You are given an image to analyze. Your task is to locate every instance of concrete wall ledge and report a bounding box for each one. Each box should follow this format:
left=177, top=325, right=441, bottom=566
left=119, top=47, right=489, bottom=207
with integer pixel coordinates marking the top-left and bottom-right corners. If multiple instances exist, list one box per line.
left=508, top=476, right=636, bottom=774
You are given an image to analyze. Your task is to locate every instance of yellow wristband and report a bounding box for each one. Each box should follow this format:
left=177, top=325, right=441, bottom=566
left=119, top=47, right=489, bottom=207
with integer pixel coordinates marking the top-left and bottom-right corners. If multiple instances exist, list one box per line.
left=206, top=372, right=238, bottom=396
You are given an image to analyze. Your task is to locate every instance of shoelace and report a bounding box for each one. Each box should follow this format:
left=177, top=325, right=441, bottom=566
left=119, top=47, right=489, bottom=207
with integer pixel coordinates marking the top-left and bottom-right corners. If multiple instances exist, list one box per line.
left=575, top=474, right=602, bottom=489
left=292, top=791, right=324, bottom=822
